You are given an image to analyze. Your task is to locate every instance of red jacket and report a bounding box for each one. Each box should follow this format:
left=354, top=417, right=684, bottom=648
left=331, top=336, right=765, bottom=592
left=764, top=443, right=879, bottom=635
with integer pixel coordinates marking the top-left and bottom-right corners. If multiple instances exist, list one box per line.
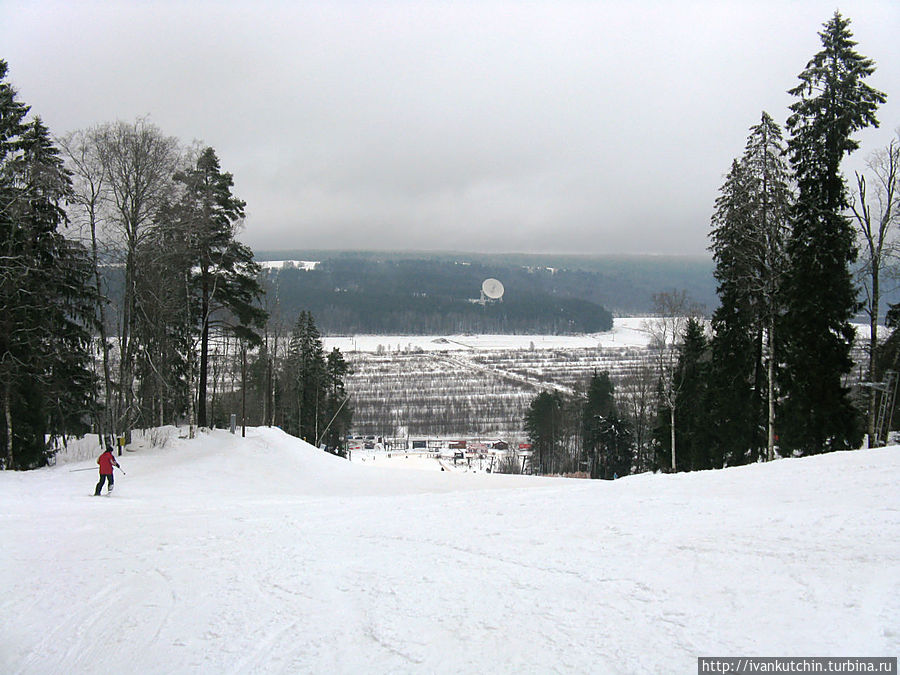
left=97, top=450, right=119, bottom=475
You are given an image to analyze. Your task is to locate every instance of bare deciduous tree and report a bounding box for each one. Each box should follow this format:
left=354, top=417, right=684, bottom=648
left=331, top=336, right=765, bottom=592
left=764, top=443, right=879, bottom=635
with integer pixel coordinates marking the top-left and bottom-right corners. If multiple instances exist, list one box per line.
left=58, top=129, right=114, bottom=440
left=94, top=119, right=180, bottom=441
left=646, top=290, right=704, bottom=471
left=851, top=134, right=900, bottom=443
left=618, top=354, right=656, bottom=472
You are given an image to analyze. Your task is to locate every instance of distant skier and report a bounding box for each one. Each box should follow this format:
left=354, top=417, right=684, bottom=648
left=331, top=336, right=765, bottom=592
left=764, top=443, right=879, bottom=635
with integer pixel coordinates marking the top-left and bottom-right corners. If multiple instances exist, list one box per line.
left=94, top=445, right=120, bottom=496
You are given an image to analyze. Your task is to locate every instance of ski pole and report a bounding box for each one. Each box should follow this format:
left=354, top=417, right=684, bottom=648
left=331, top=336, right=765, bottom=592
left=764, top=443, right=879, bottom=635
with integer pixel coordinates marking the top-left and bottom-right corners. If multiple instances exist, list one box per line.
left=116, top=465, right=126, bottom=476
left=68, top=467, right=97, bottom=472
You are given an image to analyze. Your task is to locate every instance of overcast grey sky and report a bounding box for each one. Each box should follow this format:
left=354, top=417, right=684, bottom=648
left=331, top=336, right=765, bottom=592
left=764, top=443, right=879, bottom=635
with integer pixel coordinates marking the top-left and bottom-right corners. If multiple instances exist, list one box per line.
left=3, top=1, right=898, bottom=256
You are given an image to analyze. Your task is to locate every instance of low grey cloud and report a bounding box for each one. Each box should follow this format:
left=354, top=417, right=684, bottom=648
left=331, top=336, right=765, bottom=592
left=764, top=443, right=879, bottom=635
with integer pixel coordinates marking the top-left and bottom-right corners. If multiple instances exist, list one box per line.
left=3, top=1, right=898, bottom=256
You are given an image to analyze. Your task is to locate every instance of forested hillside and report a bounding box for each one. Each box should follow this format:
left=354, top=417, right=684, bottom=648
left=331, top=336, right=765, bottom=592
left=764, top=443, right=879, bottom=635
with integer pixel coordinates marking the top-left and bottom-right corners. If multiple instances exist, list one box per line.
left=257, top=251, right=716, bottom=333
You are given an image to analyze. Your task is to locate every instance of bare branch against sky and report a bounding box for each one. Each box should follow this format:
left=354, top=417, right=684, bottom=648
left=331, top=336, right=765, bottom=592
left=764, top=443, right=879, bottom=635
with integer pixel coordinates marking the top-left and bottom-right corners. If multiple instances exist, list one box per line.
left=3, top=1, right=898, bottom=255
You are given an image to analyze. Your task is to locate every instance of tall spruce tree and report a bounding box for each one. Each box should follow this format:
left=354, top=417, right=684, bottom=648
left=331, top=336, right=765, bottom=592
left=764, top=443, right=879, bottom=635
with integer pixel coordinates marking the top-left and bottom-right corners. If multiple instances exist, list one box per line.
left=283, top=311, right=327, bottom=443
left=322, top=347, right=353, bottom=453
left=171, top=147, right=266, bottom=427
left=524, top=390, right=564, bottom=475
left=780, top=12, right=886, bottom=454
left=708, top=159, right=760, bottom=467
left=0, top=61, right=97, bottom=469
left=581, top=371, right=616, bottom=478
left=709, top=113, right=792, bottom=464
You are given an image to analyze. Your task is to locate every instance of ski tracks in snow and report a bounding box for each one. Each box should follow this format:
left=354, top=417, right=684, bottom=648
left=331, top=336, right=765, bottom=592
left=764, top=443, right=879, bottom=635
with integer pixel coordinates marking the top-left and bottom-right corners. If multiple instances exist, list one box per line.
left=11, top=564, right=178, bottom=674
left=3, top=430, right=898, bottom=673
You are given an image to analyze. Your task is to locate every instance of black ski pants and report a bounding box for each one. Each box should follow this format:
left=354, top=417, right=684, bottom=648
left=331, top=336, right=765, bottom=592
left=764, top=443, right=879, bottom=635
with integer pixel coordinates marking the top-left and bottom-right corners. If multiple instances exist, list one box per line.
left=95, top=473, right=114, bottom=495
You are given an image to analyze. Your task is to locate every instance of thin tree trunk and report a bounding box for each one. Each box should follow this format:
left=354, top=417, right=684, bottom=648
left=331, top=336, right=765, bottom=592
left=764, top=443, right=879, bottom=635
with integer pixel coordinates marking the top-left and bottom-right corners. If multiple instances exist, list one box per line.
left=670, top=406, right=676, bottom=471
left=262, top=327, right=269, bottom=427
left=241, top=344, right=247, bottom=438
left=265, top=354, right=273, bottom=427
left=88, top=204, right=114, bottom=442
left=269, top=331, right=279, bottom=427
left=198, top=283, right=209, bottom=427
left=211, top=348, right=219, bottom=429
left=767, top=316, right=776, bottom=461
left=185, top=271, right=196, bottom=439
left=120, top=245, right=136, bottom=444
left=4, top=379, right=13, bottom=469
left=868, top=266, right=879, bottom=444
left=297, top=388, right=302, bottom=440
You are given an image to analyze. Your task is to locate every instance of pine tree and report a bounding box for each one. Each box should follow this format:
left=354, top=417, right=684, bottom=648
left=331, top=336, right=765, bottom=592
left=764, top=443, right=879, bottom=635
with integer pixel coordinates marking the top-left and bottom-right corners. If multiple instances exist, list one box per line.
left=780, top=12, right=886, bottom=454
left=0, top=61, right=97, bottom=468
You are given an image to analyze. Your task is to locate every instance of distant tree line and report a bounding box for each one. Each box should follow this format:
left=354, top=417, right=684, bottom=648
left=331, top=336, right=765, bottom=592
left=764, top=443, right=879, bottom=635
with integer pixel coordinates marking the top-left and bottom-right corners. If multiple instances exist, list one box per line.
left=261, top=249, right=723, bottom=316
left=263, top=258, right=613, bottom=335
left=525, top=13, right=897, bottom=476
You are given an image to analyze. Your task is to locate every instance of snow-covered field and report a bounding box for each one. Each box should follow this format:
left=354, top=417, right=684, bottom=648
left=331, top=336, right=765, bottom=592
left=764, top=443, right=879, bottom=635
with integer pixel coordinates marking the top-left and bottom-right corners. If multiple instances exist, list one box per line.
left=323, top=317, right=878, bottom=354
left=2, top=428, right=897, bottom=674
left=258, top=260, right=320, bottom=271
left=323, top=317, right=655, bottom=353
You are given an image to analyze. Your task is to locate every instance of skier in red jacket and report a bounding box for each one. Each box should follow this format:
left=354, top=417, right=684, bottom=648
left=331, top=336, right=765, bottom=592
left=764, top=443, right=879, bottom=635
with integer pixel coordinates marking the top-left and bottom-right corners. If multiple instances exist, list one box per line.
left=94, top=446, right=120, bottom=496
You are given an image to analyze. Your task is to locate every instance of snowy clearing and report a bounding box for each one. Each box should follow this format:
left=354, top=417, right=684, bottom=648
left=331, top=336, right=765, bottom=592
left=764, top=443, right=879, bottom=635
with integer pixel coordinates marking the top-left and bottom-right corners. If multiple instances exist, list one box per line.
left=323, top=317, right=655, bottom=353
left=2, top=427, right=898, bottom=674
left=257, top=260, right=320, bottom=271
left=322, top=317, right=878, bottom=354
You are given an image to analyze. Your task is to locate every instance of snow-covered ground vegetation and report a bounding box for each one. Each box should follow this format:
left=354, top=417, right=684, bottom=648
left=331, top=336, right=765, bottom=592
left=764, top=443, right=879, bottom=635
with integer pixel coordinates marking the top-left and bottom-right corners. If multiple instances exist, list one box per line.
left=2, top=426, right=897, bottom=673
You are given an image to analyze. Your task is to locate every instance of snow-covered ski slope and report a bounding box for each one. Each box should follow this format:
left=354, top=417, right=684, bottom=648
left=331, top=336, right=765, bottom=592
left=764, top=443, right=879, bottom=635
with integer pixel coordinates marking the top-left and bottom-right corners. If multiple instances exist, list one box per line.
left=2, top=427, right=898, bottom=674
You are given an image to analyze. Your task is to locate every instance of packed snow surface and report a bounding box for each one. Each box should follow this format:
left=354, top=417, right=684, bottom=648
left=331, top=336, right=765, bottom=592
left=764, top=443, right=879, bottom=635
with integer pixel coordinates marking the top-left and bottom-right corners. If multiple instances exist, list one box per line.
left=2, top=427, right=898, bottom=674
